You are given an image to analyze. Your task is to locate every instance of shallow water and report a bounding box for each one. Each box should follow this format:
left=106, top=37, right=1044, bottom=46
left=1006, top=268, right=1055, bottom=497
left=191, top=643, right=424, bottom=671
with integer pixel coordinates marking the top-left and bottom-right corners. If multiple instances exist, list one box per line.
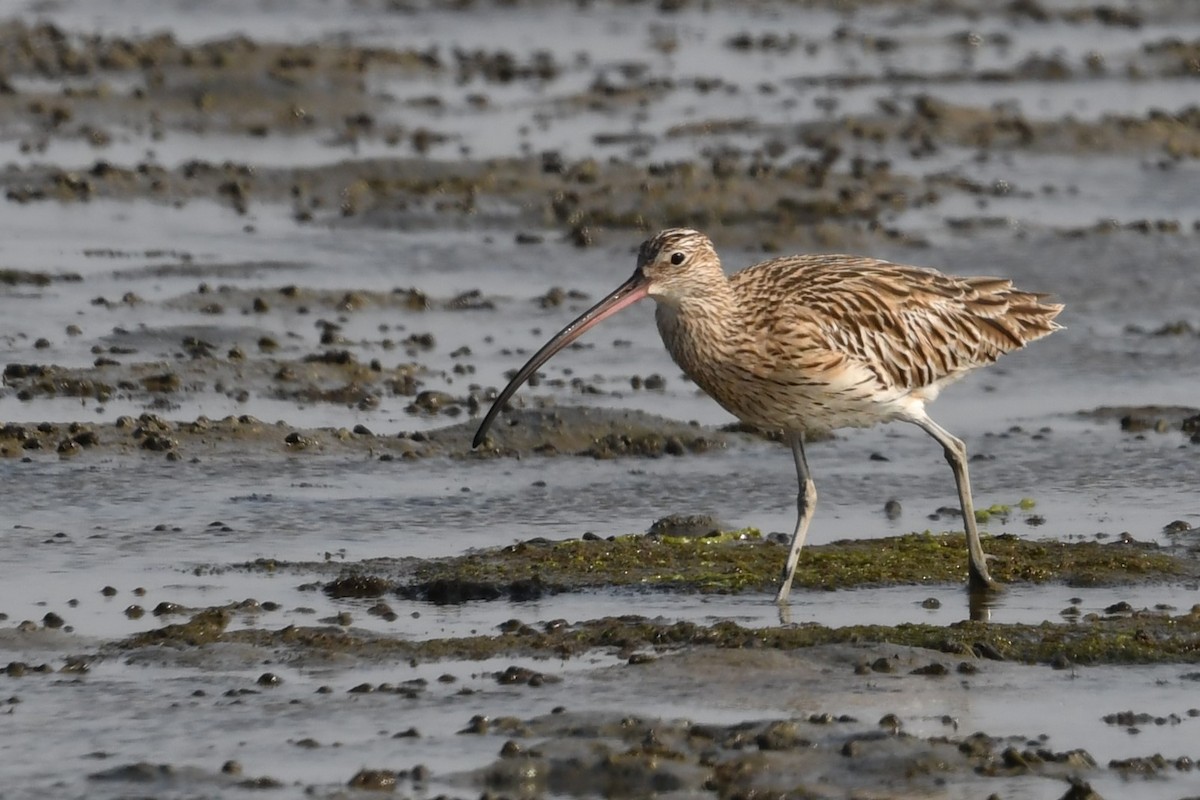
left=3, top=0, right=1200, bottom=796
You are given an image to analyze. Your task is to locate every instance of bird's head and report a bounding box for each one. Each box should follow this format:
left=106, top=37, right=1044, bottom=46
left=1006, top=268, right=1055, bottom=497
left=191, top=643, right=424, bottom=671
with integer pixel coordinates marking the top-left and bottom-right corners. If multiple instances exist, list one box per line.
left=471, top=227, right=722, bottom=448
left=635, top=228, right=722, bottom=305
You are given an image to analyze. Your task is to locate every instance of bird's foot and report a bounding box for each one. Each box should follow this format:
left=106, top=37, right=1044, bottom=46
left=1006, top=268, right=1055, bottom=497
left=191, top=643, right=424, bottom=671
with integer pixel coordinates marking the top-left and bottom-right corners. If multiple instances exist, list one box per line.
left=774, top=577, right=796, bottom=624
left=774, top=567, right=798, bottom=605
left=967, top=564, right=1003, bottom=594
left=967, top=564, right=1002, bottom=622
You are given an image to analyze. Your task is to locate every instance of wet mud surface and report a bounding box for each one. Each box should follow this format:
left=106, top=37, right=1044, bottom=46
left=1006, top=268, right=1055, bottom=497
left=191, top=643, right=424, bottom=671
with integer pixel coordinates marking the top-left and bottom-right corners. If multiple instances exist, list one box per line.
left=3, top=0, right=1200, bottom=798
left=0, top=406, right=727, bottom=461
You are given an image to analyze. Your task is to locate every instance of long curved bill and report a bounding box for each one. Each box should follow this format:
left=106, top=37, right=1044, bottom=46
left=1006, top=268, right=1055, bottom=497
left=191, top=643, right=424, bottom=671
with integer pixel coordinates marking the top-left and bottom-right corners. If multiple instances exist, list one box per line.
left=472, top=269, right=650, bottom=448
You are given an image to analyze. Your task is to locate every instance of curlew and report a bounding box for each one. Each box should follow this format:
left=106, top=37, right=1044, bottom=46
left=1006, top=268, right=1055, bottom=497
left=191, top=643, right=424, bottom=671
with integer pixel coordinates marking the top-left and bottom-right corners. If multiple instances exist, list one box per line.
left=473, top=228, right=1063, bottom=602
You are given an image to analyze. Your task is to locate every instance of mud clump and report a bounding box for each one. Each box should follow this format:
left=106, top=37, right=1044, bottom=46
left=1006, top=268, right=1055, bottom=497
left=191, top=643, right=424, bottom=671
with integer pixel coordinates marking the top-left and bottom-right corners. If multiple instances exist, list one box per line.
left=494, top=665, right=560, bottom=686
left=407, top=389, right=458, bottom=414
left=1084, top=405, right=1200, bottom=434
left=647, top=513, right=723, bottom=538
left=580, top=431, right=715, bottom=458
left=0, top=268, right=82, bottom=286
left=471, top=408, right=733, bottom=458
left=347, top=769, right=397, bottom=791
left=400, top=575, right=551, bottom=605
left=120, top=609, right=231, bottom=648
left=140, top=372, right=181, bottom=393
left=325, top=574, right=392, bottom=599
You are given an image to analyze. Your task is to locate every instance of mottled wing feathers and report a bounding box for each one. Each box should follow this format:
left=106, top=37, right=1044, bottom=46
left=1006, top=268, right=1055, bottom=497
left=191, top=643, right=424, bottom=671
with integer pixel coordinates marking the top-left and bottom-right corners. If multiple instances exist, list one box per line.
left=731, top=254, right=1064, bottom=394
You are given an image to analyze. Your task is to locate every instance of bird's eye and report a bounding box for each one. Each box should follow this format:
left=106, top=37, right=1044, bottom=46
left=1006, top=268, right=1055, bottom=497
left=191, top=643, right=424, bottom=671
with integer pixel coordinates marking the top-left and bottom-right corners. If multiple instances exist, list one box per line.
left=669, top=251, right=685, bottom=266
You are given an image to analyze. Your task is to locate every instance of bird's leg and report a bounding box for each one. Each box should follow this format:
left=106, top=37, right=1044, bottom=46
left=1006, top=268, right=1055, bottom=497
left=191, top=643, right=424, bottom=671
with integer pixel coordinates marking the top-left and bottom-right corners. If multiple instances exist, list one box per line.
left=912, top=415, right=1000, bottom=592
left=775, top=432, right=817, bottom=604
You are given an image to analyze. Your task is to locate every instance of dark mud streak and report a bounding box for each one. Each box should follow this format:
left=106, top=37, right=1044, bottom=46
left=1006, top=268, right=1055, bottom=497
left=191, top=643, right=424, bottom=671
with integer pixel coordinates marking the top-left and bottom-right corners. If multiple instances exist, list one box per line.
left=111, top=605, right=1200, bottom=668
left=0, top=407, right=734, bottom=460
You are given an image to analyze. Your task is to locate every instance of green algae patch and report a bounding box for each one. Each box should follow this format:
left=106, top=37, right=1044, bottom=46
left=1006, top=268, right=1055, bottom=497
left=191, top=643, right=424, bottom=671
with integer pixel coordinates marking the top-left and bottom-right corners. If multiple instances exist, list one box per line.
left=399, top=529, right=771, bottom=600
left=982, top=534, right=1187, bottom=586
left=397, top=531, right=1191, bottom=599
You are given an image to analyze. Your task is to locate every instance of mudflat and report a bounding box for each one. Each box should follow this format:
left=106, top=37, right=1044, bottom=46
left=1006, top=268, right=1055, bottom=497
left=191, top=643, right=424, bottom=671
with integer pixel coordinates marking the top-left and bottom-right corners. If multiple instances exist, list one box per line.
left=2, top=2, right=1199, bottom=798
